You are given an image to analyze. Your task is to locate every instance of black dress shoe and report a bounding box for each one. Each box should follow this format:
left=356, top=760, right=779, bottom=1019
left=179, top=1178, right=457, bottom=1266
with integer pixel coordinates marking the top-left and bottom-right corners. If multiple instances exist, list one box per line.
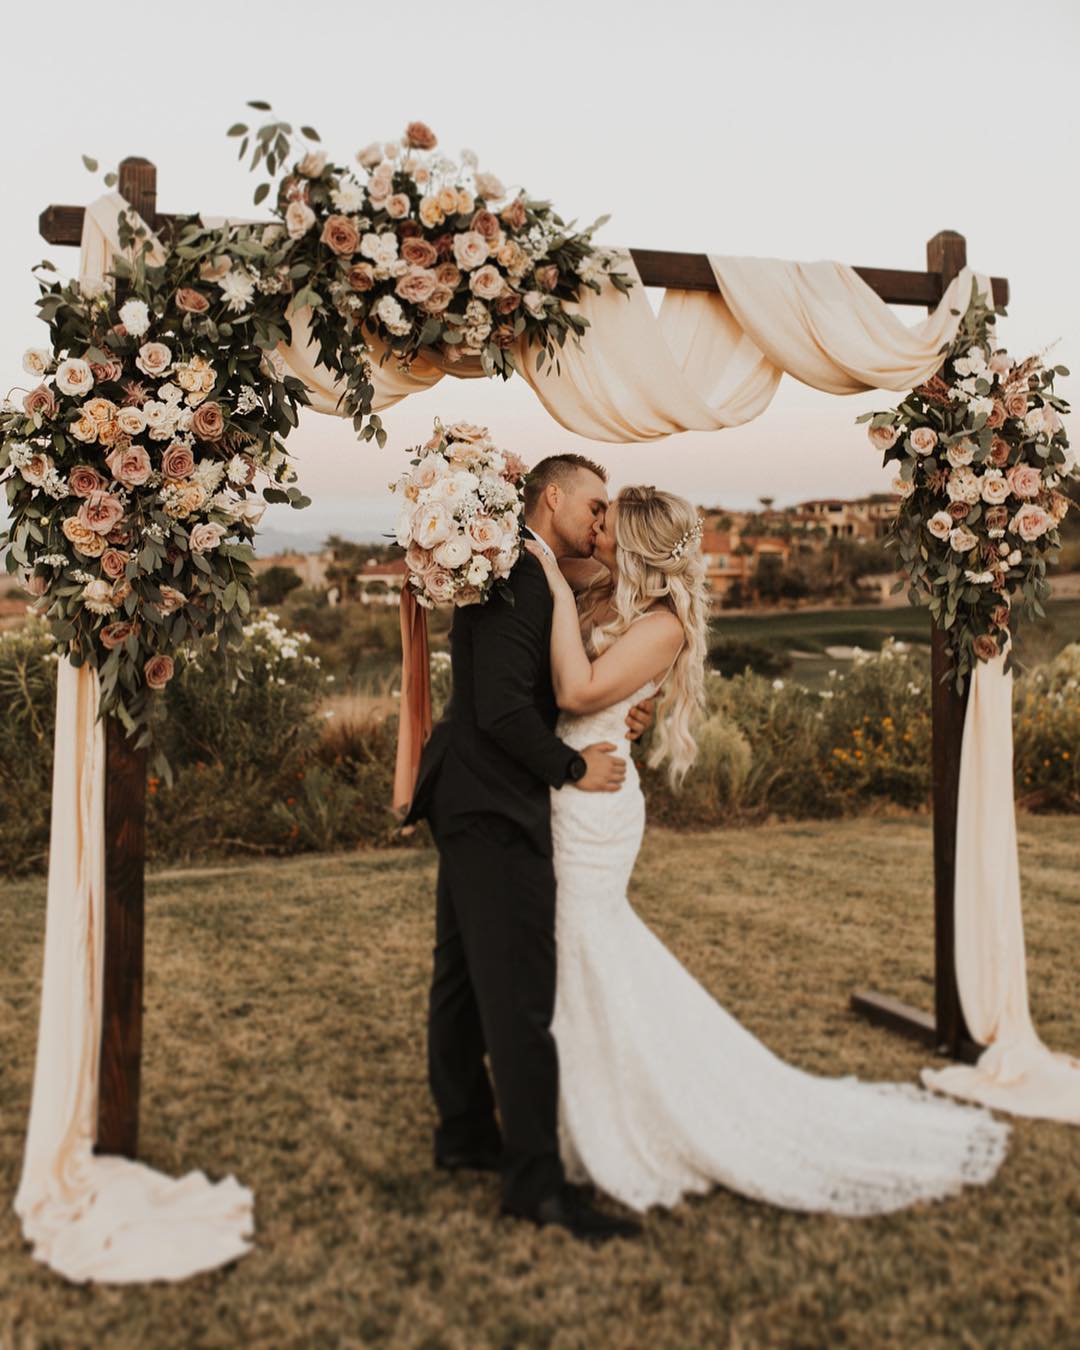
left=502, top=1185, right=642, bottom=1243
left=434, top=1146, right=502, bottom=1174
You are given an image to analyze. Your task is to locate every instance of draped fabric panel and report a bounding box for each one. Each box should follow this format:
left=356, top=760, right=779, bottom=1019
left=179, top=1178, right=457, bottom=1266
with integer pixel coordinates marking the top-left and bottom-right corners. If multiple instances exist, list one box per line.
left=14, top=200, right=254, bottom=1283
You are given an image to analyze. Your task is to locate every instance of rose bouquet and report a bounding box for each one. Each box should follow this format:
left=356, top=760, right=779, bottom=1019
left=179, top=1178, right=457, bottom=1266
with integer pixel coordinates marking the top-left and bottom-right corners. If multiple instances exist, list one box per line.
left=0, top=206, right=310, bottom=740
left=861, top=282, right=1075, bottom=688
left=230, top=105, right=633, bottom=445
left=391, top=419, right=527, bottom=609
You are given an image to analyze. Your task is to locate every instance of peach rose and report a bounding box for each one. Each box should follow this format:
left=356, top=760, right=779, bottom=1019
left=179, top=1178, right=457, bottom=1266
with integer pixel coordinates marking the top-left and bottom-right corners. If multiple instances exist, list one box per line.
left=62, top=516, right=105, bottom=556
left=535, top=264, right=560, bottom=292
left=501, top=197, right=528, bottom=232
left=84, top=397, right=116, bottom=424
left=1005, top=391, right=1029, bottom=418
left=989, top=436, right=1011, bottom=467
left=157, top=585, right=187, bottom=614
left=1050, top=491, right=1071, bottom=525
left=436, top=187, right=459, bottom=215
left=200, top=256, right=232, bottom=281
left=395, top=267, right=438, bottom=304
left=135, top=342, right=173, bottom=378
left=70, top=412, right=99, bottom=443
left=97, top=420, right=121, bottom=449
left=456, top=190, right=475, bottom=216
left=496, top=292, right=522, bottom=315
left=77, top=490, right=125, bottom=535
left=69, top=465, right=107, bottom=498
left=24, top=385, right=57, bottom=419
left=418, top=197, right=445, bottom=230
left=107, top=444, right=152, bottom=488
left=176, top=287, right=210, bottom=314
left=424, top=567, right=455, bottom=604
left=192, top=402, right=225, bottom=441
left=99, top=620, right=138, bottom=650
left=405, top=121, right=437, bottom=150
left=448, top=422, right=488, bottom=443
left=100, top=548, right=130, bottom=580
left=434, top=262, right=461, bottom=289
left=189, top=522, right=226, bottom=553
left=421, top=285, right=454, bottom=315
left=19, top=452, right=50, bottom=486
left=868, top=423, right=900, bottom=452
left=986, top=401, right=1006, bottom=429
left=385, top=193, right=411, bottom=220
left=347, top=262, right=376, bottom=292
left=298, top=149, right=327, bottom=178
left=1006, top=464, right=1042, bottom=499
left=402, top=238, right=439, bottom=268
left=469, top=264, right=505, bottom=301
left=973, top=634, right=1000, bottom=662
left=475, top=173, right=506, bottom=201
left=321, top=214, right=361, bottom=257
left=161, top=442, right=196, bottom=478
left=144, top=654, right=175, bottom=690
left=1011, top=504, right=1052, bottom=541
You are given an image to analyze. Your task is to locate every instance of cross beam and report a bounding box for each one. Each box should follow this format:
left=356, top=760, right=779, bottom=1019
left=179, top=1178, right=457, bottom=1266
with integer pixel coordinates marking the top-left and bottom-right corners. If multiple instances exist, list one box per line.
left=41, top=157, right=995, bottom=1160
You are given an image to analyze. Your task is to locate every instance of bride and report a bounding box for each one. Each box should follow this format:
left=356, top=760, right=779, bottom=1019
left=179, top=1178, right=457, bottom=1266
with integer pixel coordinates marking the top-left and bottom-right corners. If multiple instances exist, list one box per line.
left=525, top=484, right=1009, bottom=1216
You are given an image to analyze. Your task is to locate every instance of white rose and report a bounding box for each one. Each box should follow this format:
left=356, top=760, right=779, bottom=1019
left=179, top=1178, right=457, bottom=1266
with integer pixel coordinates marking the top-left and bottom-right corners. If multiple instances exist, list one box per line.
left=949, top=525, right=978, bottom=553
left=968, top=396, right=995, bottom=420
left=22, top=348, right=50, bottom=376
left=285, top=201, right=317, bottom=240
left=356, top=142, right=383, bottom=169
left=891, top=475, right=915, bottom=499
left=55, top=358, right=94, bottom=397
left=927, top=510, right=953, bottom=540
left=946, top=439, right=975, bottom=468
left=118, top=298, right=151, bottom=337
left=433, top=534, right=473, bottom=569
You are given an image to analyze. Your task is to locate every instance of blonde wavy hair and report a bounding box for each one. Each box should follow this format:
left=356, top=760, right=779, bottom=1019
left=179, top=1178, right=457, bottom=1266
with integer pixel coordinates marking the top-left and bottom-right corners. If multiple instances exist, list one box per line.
left=579, top=485, right=708, bottom=788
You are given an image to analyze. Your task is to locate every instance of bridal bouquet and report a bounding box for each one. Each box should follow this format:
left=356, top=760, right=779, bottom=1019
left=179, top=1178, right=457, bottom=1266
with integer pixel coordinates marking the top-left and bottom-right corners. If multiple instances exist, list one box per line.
left=0, top=209, right=309, bottom=737
left=391, top=419, right=527, bottom=609
left=862, top=282, right=1075, bottom=688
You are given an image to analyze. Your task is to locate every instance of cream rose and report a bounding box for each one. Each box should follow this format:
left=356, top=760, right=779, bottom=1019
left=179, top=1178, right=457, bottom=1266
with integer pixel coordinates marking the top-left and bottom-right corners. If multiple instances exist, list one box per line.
left=157, top=585, right=187, bottom=614
left=70, top=412, right=99, bottom=443
left=979, top=470, right=1011, bottom=505
left=948, top=525, right=978, bottom=553
left=908, top=426, right=937, bottom=456
left=927, top=510, right=953, bottom=540
left=385, top=193, right=411, bottom=220
left=474, top=172, right=506, bottom=201
left=118, top=298, right=151, bottom=335
left=135, top=342, right=172, bottom=378
left=285, top=201, right=317, bottom=240
left=423, top=568, right=456, bottom=605
left=468, top=516, right=502, bottom=549
left=190, top=522, right=226, bottom=553
left=22, top=348, right=50, bottom=376
left=116, top=407, right=147, bottom=436
left=1010, top=505, right=1052, bottom=542
left=453, top=231, right=489, bottom=271
left=433, top=534, right=473, bottom=569
left=55, top=358, right=94, bottom=397
left=945, top=439, right=975, bottom=468
left=107, top=444, right=152, bottom=488
left=395, top=267, right=438, bottom=304
left=469, top=264, right=505, bottom=301
left=891, top=475, right=915, bottom=500
left=868, top=423, right=902, bottom=452
left=946, top=467, right=980, bottom=505
left=298, top=149, right=327, bottom=177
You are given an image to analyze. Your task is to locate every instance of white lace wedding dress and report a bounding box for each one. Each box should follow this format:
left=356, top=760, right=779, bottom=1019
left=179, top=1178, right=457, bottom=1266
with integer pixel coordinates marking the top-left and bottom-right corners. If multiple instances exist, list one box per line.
left=550, top=679, right=1010, bottom=1216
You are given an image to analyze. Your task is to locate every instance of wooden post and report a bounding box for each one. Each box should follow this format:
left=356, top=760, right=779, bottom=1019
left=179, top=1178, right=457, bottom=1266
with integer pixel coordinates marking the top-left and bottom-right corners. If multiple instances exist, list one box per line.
left=93, top=157, right=155, bottom=1158
left=925, top=230, right=977, bottom=1059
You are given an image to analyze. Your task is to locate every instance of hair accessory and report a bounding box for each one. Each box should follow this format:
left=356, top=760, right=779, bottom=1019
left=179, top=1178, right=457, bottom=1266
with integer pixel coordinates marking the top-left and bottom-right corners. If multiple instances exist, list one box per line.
left=669, top=518, right=704, bottom=560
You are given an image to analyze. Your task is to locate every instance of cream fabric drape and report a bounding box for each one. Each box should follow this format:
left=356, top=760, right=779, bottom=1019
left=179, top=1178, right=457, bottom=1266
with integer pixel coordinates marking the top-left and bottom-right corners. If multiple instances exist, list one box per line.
left=14, top=200, right=254, bottom=1283
left=922, top=653, right=1080, bottom=1121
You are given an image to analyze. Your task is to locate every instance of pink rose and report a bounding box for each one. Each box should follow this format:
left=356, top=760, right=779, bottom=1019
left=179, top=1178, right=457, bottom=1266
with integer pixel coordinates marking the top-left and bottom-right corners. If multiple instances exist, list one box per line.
left=989, top=436, right=1011, bottom=468
left=452, top=231, right=489, bottom=271
left=192, top=402, right=225, bottom=441
left=176, top=288, right=210, bottom=315
left=423, top=568, right=456, bottom=604
left=19, top=452, right=50, bottom=486
left=385, top=193, right=411, bottom=220
left=23, top=385, right=57, bottom=419
left=99, top=620, right=138, bottom=650
left=107, top=444, right=152, bottom=488
left=90, top=360, right=124, bottom=384
left=471, top=210, right=501, bottom=242
left=347, top=262, right=375, bottom=292
left=100, top=548, right=130, bottom=580
left=973, top=634, right=1000, bottom=662
left=1011, top=505, right=1052, bottom=542
left=321, top=214, right=360, bottom=257
left=986, top=401, right=1006, bottom=429
left=908, top=426, right=937, bottom=456
left=468, top=517, right=501, bottom=549
left=434, top=262, right=461, bottom=289
left=395, top=267, right=438, bottom=304
left=144, top=654, right=175, bottom=691
left=405, top=542, right=432, bottom=573
left=189, top=522, right=226, bottom=553
left=469, top=264, right=505, bottom=301
left=1006, top=464, right=1042, bottom=499
left=402, top=238, right=439, bottom=268
left=535, top=264, right=559, bottom=292
left=405, top=121, right=438, bottom=150
left=23, top=572, right=49, bottom=598
left=161, top=443, right=196, bottom=479
left=69, top=465, right=107, bottom=498
left=421, top=285, right=454, bottom=315
left=77, top=490, right=125, bottom=535
left=500, top=197, right=528, bottom=232
left=1005, top=391, right=1029, bottom=419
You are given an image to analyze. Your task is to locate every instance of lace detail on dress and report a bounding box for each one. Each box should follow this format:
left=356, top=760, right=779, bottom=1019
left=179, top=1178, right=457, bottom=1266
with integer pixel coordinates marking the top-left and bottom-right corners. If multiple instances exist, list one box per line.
left=549, top=691, right=1009, bottom=1216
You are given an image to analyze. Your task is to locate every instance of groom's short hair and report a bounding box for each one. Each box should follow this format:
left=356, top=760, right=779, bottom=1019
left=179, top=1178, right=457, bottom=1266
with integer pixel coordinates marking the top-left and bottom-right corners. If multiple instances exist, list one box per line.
left=523, top=454, right=608, bottom=514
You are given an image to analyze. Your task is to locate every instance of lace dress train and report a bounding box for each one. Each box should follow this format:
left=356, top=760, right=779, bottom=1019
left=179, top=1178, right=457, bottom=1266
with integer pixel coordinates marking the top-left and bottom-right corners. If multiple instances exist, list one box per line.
left=550, top=685, right=1008, bottom=1216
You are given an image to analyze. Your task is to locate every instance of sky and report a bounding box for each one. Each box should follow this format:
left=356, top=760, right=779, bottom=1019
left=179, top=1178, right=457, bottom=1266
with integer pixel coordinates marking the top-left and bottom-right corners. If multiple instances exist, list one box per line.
left=1, top=0, right=1077, bottom=547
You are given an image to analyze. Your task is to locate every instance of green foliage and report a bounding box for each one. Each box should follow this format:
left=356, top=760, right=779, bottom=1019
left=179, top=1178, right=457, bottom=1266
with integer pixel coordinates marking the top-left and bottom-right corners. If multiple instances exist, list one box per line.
left=707, top=638, right=791, bottom=679
left=255, top=564, right=302, bottom=606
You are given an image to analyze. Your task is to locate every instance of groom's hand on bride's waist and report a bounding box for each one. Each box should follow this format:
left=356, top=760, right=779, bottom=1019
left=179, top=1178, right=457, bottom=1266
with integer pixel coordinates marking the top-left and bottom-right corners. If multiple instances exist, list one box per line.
left=625, top=697, right=655, bottom=743
left=575, top=743, right=627, bottom=793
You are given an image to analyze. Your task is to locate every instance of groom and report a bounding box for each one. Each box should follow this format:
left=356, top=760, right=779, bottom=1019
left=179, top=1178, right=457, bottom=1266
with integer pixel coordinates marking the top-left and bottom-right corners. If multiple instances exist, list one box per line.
left=407, top=453, right=647, bottom=1243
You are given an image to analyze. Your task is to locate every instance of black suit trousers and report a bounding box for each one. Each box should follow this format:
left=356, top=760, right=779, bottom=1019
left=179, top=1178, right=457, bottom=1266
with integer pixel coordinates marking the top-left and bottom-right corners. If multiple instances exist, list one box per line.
left=427, top=810, right=565, bottom=1211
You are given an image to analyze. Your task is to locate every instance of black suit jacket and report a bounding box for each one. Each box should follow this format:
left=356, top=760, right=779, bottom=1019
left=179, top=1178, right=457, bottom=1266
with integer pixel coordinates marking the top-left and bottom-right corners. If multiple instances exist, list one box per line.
left=406, top=545, right=578, bottom=856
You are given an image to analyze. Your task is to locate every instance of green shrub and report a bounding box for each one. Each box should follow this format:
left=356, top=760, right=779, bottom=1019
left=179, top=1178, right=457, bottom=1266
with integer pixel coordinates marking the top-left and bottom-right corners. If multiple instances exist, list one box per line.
left=0, top=622, right=57, bottom=874
left=707, top=638, right=791, bottom=680
left=1014, top=643, right=1080, bottom=811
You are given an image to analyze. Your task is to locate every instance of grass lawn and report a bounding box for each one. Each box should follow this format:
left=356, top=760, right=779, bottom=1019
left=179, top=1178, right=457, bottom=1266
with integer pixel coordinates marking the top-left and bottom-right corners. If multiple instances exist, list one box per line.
left=1, top=819, right=1077, bottom=1348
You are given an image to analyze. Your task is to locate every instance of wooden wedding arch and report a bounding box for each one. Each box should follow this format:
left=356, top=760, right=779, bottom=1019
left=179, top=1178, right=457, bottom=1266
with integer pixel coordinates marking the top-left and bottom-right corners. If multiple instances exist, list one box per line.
left=39, top=157, right=1010, bottom=1159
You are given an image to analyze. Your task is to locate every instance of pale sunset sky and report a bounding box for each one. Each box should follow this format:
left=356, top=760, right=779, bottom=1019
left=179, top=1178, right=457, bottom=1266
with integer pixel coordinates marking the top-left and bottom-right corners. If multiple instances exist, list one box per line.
left=1, top=0, right=1076, bottom=548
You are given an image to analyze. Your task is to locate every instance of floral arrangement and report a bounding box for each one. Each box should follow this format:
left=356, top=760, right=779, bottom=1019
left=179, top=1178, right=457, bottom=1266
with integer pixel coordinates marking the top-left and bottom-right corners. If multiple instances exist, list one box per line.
left=230, top=104, right=633, bottom=444
left=861, top=282, right=1075, bottom=688
left=391, top=419, right=527, bottom=608
left=0, top=207, right=310, bottom=739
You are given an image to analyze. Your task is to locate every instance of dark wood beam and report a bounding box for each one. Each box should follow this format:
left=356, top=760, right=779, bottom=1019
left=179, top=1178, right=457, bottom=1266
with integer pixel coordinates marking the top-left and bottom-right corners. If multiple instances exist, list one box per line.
left=36, top=204, right=1010, bottom=310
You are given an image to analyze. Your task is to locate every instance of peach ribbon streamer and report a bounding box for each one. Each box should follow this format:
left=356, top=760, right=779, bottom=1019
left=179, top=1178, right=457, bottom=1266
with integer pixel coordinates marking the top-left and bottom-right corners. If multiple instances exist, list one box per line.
left=393, top=586, right=433, bottom=816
